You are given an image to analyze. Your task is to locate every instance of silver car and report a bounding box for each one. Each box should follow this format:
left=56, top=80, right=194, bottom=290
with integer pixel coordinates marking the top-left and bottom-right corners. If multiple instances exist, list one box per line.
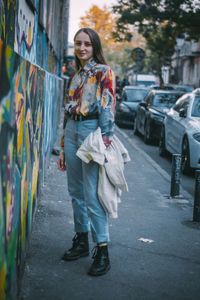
left=159, top=89, right=200, bottom=174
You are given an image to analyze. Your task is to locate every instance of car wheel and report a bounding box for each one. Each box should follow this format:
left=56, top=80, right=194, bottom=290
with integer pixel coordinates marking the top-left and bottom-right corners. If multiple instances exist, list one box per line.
left=159, top=127, right=167, bottom=157
left=181, top=136, right=191, bottom=174
left=144, top=122, right=151, bottom=144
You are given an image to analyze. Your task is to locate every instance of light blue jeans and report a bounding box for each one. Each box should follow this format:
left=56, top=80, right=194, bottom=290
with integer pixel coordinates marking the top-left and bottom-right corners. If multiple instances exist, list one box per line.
left=64, top=119, right=109, bottom=243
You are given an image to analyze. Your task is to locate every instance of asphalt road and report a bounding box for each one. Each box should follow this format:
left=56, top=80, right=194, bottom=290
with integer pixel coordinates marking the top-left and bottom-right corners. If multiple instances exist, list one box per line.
left=122, top=126, right=195, bottom=197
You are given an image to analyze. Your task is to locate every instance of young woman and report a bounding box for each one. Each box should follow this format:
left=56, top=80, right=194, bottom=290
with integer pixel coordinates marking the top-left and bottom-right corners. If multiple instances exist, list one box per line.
left=57, top=28, right=116, bottom=276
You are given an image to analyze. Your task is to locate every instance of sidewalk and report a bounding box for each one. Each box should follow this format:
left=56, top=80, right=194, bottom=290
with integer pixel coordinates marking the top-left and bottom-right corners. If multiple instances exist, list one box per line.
left=20, top=127, right=200, bottom=300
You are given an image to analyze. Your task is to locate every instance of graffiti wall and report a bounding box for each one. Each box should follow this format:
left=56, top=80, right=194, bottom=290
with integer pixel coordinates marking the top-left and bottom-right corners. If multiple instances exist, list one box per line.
left=1, top=0, right=62, bottom=75
left=0, top=0, right=64, bottom=298
left=0, top=41, right=62, bottom=300
left=14, top=0, right=37, bottom=63
left=0, top=0, right=15, bottom=47
left=13, top=0, right=61, bottom=75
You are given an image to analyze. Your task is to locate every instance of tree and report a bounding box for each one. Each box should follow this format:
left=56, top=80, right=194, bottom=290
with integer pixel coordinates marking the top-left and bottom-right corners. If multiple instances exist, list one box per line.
left=113, top=0, right=200, bottom=41
left=112, top=0, right=200, bottom=81
left=79, top=5, right=116, bottom=44
left=79, top=5, right=145, bottom=76
left=143, top=23, right=177, bottom=83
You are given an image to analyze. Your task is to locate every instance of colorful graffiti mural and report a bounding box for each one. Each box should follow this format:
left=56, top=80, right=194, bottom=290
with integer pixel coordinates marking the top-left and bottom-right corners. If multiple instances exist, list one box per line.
left=0, top=40, right=62, bottom=300
left=13, top=0, right=61, bottom=75
left=14, top=0, right=37, bottom=64
left=0, top=0, right=5, bottom=41
left=1, top=0, right=61, bottom=76
left=1, top=0, right=15, bottom=47
left=0, top=0, right=64, bottom=298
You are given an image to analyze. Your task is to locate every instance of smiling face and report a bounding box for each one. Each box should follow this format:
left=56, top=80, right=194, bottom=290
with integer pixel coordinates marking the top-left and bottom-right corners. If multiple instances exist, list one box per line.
left=74, top=31, right=94, bottom=67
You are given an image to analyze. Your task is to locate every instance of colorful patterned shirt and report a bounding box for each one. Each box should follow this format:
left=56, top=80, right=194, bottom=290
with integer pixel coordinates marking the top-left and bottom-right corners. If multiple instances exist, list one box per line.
left=60, top=60, right=116, bottom=149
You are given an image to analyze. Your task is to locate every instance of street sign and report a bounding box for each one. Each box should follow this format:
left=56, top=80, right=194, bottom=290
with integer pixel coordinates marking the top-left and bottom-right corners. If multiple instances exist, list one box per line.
left=131, top=47, right=145, bottom=61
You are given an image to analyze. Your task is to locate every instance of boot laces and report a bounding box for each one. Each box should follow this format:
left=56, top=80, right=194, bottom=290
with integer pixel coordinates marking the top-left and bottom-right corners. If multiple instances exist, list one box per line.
left=72, top=233, right=79, bottom=242
left=91, top=245, right=101, bottom=260
left=71, top=234, right=80, bottom=249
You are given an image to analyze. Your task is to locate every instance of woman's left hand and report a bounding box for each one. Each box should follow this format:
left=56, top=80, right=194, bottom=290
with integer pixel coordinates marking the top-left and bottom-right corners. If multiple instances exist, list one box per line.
left=57, top=152, right=67, bottom=171
left=102, top=136, right=111, bottom=147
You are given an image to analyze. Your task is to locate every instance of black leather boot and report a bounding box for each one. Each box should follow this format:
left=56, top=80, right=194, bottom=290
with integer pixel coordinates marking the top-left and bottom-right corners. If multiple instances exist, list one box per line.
left=62, top=232, right=89, bottom=261
left=88, top=244, right=110, bottom=276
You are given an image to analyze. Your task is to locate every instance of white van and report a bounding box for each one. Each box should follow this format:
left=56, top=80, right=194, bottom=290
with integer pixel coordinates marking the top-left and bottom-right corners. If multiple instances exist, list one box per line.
left=133, top=74, right=159, bottom=86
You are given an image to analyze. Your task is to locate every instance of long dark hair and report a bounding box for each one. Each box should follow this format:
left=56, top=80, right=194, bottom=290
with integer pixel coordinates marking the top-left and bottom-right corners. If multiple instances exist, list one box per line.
left=74, top=28, right=107, bottom=70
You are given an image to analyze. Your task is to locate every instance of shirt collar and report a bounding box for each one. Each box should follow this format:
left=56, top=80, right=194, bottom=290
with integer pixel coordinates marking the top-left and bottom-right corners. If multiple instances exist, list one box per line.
left=79, top=60, right=97, bottom=74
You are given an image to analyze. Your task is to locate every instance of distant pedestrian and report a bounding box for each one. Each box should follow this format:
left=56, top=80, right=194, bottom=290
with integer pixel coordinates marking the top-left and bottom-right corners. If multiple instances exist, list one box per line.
left=57, top=27, right=116, bottom=276
left=120, top=76, right=129, bottom=88
left=116, top=76, right=122, bottom=99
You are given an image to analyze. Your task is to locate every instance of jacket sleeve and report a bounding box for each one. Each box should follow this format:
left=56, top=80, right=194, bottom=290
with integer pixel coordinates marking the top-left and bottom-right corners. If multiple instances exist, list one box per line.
left=98, top=66, right=116, bottom=137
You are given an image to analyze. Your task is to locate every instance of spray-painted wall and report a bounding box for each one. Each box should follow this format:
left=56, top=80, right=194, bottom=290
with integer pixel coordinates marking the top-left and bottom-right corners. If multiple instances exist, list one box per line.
left=2, top=0, right=62, bottom=75
left=0, top=0, right=65, bottom=299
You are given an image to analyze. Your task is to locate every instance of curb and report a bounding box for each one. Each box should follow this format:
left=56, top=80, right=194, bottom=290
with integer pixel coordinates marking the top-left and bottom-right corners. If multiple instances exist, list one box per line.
left=116, top=126, right=193, bottom=202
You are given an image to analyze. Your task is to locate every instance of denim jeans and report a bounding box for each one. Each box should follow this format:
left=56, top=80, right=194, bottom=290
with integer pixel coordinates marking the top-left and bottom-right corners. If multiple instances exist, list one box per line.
left=64, top=119, right=109, bottom=243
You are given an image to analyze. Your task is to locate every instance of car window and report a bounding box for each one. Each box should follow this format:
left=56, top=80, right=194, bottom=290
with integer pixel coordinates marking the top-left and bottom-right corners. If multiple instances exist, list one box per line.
left=152, top=93, right=182, bottom=108
left=125, top=89, right=149, bottom=102
left=191, top=96, right=200, bottom=117
left=137, top=81, right=156, bottom=86
left=173, top=95, right=189, bottom=112
left=173, top=94, right=189, bottom=112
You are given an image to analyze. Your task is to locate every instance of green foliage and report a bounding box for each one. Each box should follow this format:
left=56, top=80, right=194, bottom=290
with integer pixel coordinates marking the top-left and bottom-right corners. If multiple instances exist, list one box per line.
left=113, top=0, right=200, bottom=41
left=112, top=0, right=200, bottom=79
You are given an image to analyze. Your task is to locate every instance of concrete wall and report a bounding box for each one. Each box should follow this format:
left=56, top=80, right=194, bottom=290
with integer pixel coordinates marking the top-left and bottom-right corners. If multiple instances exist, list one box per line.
left=0, top=0, right=65, bottom=299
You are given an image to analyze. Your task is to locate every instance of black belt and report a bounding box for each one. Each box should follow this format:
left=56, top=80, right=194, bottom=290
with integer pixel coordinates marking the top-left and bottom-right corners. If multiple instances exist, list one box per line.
left=70, top=113, right=98, bottom=121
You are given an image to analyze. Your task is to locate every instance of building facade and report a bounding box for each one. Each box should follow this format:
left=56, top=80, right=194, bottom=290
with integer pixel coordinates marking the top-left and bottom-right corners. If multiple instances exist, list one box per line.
left=172, top=39, right=200, bottom=88
left=181, top=41, right=200, bottom=88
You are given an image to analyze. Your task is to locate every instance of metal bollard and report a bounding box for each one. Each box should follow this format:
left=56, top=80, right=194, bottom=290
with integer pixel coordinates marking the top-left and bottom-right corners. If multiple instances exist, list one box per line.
left=193, top=170, right=200, bottom=222
left=170, top=154, right=181, bottom=197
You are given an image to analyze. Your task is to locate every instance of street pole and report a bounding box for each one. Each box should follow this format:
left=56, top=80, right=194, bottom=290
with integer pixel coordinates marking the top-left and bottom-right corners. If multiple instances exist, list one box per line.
left=136, top=60, right=138, bottom=85
left=193, top=170, right=200, bottom=222
left=170, top=154, right=181, bottom=197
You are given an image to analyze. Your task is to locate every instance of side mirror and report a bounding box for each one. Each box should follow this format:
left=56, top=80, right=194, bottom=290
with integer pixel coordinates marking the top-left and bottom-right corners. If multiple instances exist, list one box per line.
left=139, top=102, right=147, bottom=108
left=179, top=108, right=186, bottom=118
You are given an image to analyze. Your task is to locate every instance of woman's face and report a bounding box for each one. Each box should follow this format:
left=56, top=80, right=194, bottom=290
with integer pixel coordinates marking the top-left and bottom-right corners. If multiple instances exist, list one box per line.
left=74, top=31, right=93, bottom=66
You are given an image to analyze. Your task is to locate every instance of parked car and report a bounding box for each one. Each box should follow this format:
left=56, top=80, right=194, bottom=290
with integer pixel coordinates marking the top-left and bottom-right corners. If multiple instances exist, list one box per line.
left=159, top=90, right=200, bottom=174
left=134, top=89, right=184, bottom=143
left=149, top=84, right=175, bottom=90
left=150, top=84, right=194, bottom=93
left=167, top=84, right=194, bottom=93
left=115, top=85, right=150, bottom=127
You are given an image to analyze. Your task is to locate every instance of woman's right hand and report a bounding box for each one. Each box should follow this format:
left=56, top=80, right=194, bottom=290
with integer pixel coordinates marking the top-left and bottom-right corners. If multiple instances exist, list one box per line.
left=57, top=152, right=67, bottom=171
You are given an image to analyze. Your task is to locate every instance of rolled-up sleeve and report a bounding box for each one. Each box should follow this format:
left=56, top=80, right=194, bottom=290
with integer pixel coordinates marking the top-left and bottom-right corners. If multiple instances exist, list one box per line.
left=99, top=67, right=116, bottom=137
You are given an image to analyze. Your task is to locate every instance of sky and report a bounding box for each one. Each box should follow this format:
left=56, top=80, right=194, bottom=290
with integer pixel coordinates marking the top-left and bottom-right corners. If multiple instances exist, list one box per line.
left=68, top=0, right=117, bottom=43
